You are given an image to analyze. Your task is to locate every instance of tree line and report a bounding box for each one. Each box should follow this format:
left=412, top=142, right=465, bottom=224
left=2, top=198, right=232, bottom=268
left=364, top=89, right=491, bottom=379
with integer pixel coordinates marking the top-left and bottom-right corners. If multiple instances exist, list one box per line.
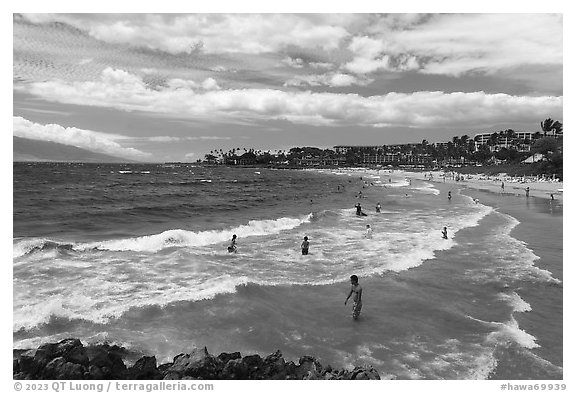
left=202, top=118, right=562, bottom=170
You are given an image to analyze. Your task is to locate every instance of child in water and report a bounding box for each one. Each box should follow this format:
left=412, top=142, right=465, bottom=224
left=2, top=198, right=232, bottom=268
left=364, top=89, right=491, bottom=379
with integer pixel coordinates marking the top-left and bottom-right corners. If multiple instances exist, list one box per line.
left=365, top=224, right=373, bottom=239
left=301, top=236, right=310, bottom=255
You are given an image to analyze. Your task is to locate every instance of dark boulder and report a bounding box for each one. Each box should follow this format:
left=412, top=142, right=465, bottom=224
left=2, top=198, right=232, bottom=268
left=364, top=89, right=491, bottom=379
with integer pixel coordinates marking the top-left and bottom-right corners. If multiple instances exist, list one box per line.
left=86, top=346, right=126, bottom=379
left=42, top=357, right=86, bottom=379
left=217, top=351, right=241, bottom=365
left=126, top=356, right=162, bottom=380
left=240, top=354, right=264, bottom=379
left=163, top=347, right=222, bottom=380
left=295, top=355, right=324, bottom=380
left=350, top=365, right=381, bottom=380
left=13, top=339, right=382, bottom=380
left=219, top=358, right=249, bottom=379
left=261, top=350, right=287, bottom=379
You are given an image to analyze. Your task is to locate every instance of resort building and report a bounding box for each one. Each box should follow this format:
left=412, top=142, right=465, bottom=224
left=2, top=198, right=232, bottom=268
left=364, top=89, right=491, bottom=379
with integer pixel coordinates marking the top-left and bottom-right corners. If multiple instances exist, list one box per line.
left=473, top=131, right=540, bottom=152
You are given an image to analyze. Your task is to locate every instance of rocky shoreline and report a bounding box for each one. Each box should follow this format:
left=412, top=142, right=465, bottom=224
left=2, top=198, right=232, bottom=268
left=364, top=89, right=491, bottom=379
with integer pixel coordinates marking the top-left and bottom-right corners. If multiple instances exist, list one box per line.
left=13, top=338, right=381, bottom=380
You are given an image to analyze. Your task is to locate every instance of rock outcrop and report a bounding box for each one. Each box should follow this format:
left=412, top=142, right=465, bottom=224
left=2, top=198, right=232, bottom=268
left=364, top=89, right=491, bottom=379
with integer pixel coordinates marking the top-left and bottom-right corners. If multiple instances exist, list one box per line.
left=14, top=338, right=381, bottom=380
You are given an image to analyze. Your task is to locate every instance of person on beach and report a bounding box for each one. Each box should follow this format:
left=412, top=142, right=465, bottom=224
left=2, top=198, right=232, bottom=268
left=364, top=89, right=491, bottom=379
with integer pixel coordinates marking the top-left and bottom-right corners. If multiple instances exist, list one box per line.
left=448, top=191, right=452, bottom=201
left=227, top=234, right=237, bottom=253
left=442, top=227, right=448, bottom=239
left=376, top=202, right=381, bottom=213
left=365, top=224, right=373, bottom=239
left=525, top=187, right=530, bottom=197
left=550, top=193, right=555, bottom=201
left=301, top=236, right=309, bottom=255
left=501, top=181, right=505, bottom=191
left=345, top=275, right=363, bottom=320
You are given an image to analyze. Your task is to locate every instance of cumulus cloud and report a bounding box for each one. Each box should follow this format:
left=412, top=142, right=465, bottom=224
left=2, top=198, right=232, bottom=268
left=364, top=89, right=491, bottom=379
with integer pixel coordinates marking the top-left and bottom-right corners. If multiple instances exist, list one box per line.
left=20, top=14, right=350, bottom=55
left=16, top=13, right=562, bottom=86
left=343, top=14, right=562, bottom=76
left=17, top=68, right=563, bottom=129
left=13, top=116, right=152, bottom=160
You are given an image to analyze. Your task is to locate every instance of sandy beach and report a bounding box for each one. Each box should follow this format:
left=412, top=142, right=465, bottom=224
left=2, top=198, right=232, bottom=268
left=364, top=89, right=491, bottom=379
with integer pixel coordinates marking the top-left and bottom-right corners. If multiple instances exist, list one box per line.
left=401, top=170, right=563, bottom=202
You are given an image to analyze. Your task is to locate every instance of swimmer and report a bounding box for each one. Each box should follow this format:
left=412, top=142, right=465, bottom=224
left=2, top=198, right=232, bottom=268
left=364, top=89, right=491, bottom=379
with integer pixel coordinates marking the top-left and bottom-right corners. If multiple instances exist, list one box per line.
left=227, top=234, right=237, bottom=253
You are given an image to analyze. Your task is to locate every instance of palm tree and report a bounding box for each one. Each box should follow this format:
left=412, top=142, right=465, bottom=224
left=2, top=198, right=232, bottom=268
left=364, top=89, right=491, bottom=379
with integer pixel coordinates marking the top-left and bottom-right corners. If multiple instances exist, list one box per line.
left=552, top=120, right=563, bottom=135
left=541, top=118, right=555, bottom=137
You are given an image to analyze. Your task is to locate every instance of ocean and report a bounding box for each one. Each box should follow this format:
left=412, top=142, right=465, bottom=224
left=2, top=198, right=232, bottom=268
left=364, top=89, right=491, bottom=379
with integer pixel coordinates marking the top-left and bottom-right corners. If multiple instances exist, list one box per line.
left=12, top=162, right=563, bottom=379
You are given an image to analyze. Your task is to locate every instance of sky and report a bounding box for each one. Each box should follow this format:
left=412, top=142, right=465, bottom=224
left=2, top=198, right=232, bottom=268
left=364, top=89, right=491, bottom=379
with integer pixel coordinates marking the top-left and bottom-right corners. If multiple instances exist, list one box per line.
left=12, top=12, right=563, bottom=163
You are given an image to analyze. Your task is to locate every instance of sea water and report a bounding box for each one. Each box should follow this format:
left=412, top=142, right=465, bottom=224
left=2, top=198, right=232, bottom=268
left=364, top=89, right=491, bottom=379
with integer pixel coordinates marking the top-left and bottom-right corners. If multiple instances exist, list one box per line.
left=12, top=162, right=562, bottom=379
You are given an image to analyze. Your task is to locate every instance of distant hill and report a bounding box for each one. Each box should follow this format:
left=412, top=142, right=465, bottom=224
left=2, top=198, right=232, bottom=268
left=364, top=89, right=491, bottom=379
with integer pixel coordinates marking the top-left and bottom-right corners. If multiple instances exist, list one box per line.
left=13, top=137, right=136, bottom=163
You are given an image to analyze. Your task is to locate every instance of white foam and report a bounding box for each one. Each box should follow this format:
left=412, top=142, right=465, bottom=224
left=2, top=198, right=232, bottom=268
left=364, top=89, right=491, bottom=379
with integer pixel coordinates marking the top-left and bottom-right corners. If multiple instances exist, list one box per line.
left=487, top=318, right=540, bottom=349
left=467, top=315, right=540, bottom=349
left=411, top=182, right=441, bottom=195
left=80, top=215, right=312, bottom=252
left=13, top=238, right=49, bottom=258
left=13, top=274, right=249, bottom=331
left=497, top=291, right=532, bottom=313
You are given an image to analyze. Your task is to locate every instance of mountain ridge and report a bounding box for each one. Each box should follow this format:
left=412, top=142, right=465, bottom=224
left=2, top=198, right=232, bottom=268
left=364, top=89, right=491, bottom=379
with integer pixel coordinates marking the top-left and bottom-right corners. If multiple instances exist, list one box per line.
left=13, top=136, right=138, bottom=163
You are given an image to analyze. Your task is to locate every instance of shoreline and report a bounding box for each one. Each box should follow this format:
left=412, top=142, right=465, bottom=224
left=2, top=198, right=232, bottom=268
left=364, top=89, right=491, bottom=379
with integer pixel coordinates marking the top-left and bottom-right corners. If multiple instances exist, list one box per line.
left=401, top=170, right=562, bottom=202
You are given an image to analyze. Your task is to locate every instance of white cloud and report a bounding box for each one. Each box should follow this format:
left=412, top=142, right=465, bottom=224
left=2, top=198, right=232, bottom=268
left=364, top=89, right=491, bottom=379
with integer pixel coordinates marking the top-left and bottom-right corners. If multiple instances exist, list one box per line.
left=18, top=68, right=563, bottom=129
left=309, top=62, right=335, bottom=70
left=13, top=117, right=151, bottom=160
left=16, top=13, right=562, bottom=86
left=21, top=14, right=350, bottom=55
left=343, top=14, right=562, bottom=76
left=144, top=135, right=232, bottom=143
left=147, top=136, right=181, bottom=143
left=201, top=77, right=220, bottom=90
left=284, top=72, right=369, bottom=88
left=282, top=57, right=305, bottom=69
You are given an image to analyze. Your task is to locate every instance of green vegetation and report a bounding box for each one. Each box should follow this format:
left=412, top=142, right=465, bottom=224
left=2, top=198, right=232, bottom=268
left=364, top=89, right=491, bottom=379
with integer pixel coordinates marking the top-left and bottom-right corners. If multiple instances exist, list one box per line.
left=201, top=118, right=562, bottom=179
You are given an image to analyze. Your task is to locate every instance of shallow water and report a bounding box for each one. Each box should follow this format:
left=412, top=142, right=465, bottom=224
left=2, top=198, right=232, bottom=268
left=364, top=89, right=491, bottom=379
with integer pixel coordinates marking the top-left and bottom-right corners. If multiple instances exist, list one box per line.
left=13, top=163, right=562, bottom=379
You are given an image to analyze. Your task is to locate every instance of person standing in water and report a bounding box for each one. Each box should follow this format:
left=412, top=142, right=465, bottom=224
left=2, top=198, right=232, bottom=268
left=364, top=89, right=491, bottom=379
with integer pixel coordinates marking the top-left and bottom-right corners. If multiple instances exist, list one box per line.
left=227, top=234, right=237, bottom=253
left=525, top=187, right=530, bottom=197
left=441, top=227, right=448, bottom=239
left=345, top=275, right=363, bottom=320
left=301, top=236, right=310, bottom=255
left=447, top=191, right=452, bottom=200
left=376, top=202, right=381, bottom=213
left=365, top=224, right=373, bottom=239
left=355, top=202, right=367, bottom=216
